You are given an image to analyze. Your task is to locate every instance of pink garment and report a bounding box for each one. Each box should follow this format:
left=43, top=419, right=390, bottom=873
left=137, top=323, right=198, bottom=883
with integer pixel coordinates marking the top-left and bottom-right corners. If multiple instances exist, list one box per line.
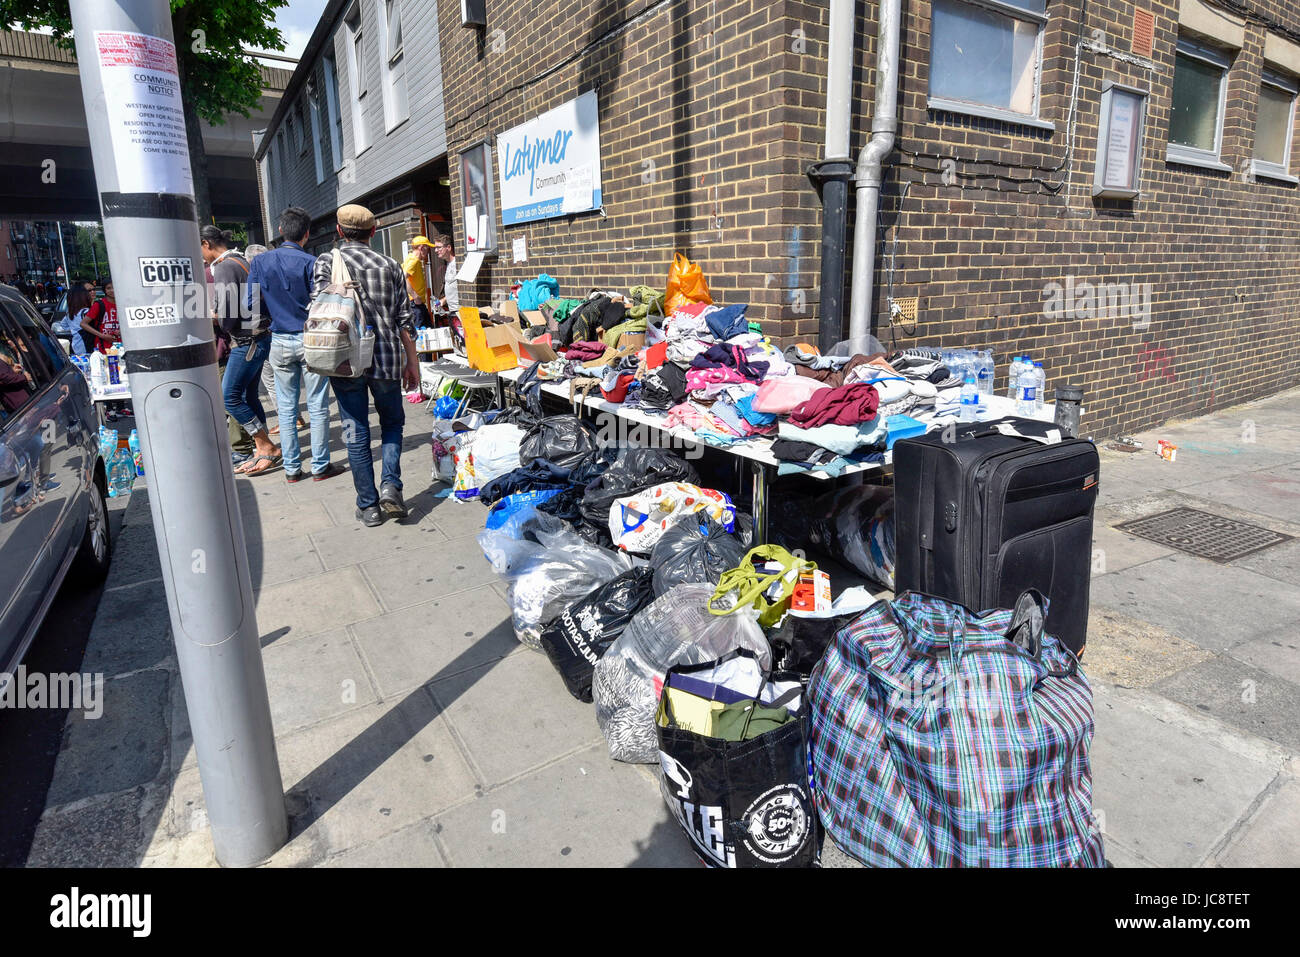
left=752, top=375, right=831, bottom=414
left=666, top=402, right=709, bottom=429
left=685, top=366, right=746, bottom=392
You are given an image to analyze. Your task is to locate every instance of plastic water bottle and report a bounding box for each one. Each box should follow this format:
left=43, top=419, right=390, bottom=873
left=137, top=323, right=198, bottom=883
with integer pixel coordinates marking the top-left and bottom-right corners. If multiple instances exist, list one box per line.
left=1017, top=365, right=1038, bottom=417
left=128, top=429, right=144, bottom=477
left=108, top=443, right=135, bottom=497
left=959, top=373, right=980, bottom=422
left=977, top=350, right=994, bottom=396
left=89, top=351, right=107, bottom=391
left=98, top=426, right=116, bottom=462
left=1032, top=362, right=1046, bottom=412
left=1006, top=356, right=1022, bottom=400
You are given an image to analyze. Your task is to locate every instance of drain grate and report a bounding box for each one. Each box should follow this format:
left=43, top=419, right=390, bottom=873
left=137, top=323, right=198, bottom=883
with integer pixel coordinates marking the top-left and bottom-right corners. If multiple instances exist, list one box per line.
left=1116, top=507, right=1293, bottom=563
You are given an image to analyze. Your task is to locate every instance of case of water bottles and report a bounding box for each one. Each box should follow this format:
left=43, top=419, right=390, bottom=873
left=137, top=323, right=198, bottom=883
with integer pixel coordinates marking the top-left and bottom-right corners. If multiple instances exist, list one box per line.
left=1007, top=355, right=1047, bottom=417
left=943, top=349, right=994, bottom=422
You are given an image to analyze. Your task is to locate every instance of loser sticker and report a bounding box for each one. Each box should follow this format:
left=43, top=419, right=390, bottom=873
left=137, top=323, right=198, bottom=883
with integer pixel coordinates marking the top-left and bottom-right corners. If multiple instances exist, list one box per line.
left=125, top=302, right=180, bottom=327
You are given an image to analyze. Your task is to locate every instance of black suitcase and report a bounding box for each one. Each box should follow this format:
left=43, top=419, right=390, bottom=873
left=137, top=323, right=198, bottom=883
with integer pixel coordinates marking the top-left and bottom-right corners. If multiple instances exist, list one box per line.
left=893, top=416, right=1099, bottom=653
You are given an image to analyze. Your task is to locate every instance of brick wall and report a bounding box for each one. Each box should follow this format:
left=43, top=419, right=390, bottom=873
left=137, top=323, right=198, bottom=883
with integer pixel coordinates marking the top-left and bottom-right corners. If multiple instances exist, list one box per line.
left=437, top=0, right=1300, bottom=437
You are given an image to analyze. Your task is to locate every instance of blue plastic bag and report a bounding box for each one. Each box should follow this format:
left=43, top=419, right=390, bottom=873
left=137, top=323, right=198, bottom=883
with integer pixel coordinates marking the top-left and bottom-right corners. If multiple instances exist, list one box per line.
left=434, top=396, right=459, bottom=419
left=485, top=488, right=562, bottom=537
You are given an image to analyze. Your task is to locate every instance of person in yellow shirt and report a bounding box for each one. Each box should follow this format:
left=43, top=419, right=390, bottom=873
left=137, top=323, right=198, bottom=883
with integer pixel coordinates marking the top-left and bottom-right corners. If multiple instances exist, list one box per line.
left=402, top=236, right=435, bottom=329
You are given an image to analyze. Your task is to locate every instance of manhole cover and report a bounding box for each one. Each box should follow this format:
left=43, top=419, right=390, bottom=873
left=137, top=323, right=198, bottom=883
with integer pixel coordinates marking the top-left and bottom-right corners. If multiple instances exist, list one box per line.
left=1116, top=507, right=1293, bottom=563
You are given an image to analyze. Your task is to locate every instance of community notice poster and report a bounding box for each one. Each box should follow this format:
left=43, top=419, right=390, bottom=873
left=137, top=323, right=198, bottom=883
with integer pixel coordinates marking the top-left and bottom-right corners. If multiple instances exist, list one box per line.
left=94, top=31, right=195, bottom=197
left=497, top=90, right=602, bottom=225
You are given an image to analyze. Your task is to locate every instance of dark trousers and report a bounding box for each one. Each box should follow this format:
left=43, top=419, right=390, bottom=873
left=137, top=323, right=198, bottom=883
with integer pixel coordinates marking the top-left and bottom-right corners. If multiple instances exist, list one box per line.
left=330, top=375, right=404, bottom=510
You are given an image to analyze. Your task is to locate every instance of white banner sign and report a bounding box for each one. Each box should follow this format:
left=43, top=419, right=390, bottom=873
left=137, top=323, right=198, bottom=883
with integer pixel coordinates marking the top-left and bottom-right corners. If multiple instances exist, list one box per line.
left=497, top=90, right=602, bottom=225
left=95, top=31, right=194, bottom=197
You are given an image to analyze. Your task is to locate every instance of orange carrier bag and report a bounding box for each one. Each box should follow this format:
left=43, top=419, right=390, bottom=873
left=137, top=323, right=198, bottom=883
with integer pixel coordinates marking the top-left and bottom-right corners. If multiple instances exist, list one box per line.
left=665, top=253, right=712, bottom=313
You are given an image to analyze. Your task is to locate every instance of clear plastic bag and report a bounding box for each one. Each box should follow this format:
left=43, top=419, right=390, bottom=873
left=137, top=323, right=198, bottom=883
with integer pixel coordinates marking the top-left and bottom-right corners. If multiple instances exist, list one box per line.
left=479, top=512, right=641, bottom=650
left=592, top=582, right=770, bottom=763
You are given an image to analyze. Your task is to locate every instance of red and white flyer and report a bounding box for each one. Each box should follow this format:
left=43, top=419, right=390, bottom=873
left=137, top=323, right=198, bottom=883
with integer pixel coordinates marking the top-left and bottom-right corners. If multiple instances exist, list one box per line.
left=94, top=31, right=195, bottom=197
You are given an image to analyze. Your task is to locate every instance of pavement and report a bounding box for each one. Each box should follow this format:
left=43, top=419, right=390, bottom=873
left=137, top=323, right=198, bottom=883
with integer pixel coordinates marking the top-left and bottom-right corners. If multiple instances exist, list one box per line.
left=23, top=386, right=1300, bottom=868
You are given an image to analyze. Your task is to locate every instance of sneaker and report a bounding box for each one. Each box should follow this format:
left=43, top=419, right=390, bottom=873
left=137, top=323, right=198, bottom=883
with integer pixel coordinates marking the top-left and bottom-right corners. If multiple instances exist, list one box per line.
left=356, top=504, right=384, bottom=527
left=378, top=483, right=407, bottom=519
left=284, top=469, right=305, bottom=483
left=312, top=462, right=346, bottom=482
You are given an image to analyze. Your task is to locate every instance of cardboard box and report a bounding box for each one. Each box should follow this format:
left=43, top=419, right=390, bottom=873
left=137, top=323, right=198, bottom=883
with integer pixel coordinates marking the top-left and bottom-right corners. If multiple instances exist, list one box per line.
left=617, top=332, right=646, bottom=350
left=790, top=569, right=832, bottom=614
left=522, top=310, right=546, bottom=327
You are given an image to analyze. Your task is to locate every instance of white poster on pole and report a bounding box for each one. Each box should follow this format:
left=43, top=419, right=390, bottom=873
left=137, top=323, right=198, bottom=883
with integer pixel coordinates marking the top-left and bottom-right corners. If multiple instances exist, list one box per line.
left=94, top=31, right=194, bottom=197
left=497, top=90, right=602, bottom=224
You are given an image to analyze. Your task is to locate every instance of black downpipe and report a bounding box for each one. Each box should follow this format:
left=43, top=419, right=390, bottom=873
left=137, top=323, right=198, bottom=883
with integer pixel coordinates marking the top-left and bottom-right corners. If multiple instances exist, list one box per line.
left=809, top=160, right=854, bottom=352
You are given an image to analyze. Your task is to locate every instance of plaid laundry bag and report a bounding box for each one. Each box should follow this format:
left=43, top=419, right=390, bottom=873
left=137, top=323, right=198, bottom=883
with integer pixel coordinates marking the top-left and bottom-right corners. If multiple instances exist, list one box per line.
left=807, top=590, right=1105, bottom=867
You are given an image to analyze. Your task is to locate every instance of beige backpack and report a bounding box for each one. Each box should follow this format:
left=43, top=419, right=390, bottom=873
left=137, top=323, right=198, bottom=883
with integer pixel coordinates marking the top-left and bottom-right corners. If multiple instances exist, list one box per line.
left=304, top=249, right=375, bottom=378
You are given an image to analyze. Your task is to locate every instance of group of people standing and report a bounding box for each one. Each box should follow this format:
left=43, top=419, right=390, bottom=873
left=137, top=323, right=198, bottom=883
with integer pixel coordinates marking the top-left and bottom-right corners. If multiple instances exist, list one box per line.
left=206, top=203, right=433, bottom=527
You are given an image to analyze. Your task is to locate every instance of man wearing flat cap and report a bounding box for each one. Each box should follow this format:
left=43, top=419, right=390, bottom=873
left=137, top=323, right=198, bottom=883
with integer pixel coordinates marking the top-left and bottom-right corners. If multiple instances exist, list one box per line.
left=312, top=204, right=421, bottom=527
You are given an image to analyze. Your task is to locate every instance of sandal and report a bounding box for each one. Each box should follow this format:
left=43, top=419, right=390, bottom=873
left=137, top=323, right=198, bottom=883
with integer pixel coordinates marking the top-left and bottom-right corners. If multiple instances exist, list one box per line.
left=236, top=452, right=282, bottom=476
left=269, top=423, right=281, bottom=435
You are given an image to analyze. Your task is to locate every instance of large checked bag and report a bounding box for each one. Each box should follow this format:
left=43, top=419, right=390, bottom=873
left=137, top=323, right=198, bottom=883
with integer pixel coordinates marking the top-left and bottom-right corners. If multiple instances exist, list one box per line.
left=892, top=416, right=1099, bottom=653
left=808, top=590, right=1105, bottom=867
left=657, top=649, right=820, bottom=868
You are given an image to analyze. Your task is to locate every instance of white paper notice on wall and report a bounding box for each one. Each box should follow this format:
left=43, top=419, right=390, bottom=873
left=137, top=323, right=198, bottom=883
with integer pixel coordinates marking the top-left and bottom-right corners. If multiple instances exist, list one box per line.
left=95, top=31, right=194, bottom=197
left=464, top=205, right=479, bottom=250
left=561, top=165, right=594, bottom=214
left=512, top=236, right=527, bottom=263
left=459, top=251, right=485, bottom=283
left=477, top=215, right=490, bottom=249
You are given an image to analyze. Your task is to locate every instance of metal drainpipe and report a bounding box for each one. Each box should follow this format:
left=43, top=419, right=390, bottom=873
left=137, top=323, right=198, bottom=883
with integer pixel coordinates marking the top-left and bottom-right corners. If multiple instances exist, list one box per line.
left=809, top=0, right=857, bottom=352
left=847, top=0, right=902, bottom=343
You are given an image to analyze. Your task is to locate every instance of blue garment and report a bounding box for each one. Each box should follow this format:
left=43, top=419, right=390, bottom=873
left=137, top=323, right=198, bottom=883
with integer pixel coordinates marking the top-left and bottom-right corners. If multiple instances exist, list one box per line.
left=331, top=375, right=404, bottom=509
left=247, top=240, right=317, bottom=334
left=705, top=303, right=748, bottom=340
left=270, top=332, right=333, bottom=474
left=734, top=395, right=776, bottom=427
left=222, top=335, right=271, bottom=434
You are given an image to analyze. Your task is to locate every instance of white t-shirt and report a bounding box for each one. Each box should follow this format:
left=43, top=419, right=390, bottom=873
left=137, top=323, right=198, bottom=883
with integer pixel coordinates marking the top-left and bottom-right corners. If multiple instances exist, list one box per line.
left=443, top=258, right=459, bottom=311
left=60, top=309, right=89, bottom=356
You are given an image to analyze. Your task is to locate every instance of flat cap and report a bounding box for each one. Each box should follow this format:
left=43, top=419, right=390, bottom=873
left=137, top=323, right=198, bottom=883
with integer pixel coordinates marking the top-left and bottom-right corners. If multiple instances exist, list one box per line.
left=337, top=204, right=376, bottom=231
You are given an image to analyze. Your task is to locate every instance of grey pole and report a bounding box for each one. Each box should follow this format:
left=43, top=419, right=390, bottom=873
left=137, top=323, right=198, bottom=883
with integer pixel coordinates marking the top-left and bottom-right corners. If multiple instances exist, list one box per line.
left=56, top=223, right=71, bottom=286
left=68, top=0, right=288, bottom=867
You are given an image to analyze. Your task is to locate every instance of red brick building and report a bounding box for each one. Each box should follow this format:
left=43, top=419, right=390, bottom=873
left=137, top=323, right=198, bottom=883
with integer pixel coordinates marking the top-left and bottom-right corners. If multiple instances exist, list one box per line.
left=434, top=0, right=1299, bottom=436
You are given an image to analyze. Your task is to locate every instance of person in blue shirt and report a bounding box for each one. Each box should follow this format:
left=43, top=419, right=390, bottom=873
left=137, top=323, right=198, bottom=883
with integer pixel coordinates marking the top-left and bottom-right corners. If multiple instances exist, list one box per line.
left=247, top=207, right=343, bottom=483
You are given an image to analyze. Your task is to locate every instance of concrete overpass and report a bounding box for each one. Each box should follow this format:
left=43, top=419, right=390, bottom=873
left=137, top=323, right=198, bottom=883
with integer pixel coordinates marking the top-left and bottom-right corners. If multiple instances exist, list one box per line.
left=0, top=30, right=291, bottom=230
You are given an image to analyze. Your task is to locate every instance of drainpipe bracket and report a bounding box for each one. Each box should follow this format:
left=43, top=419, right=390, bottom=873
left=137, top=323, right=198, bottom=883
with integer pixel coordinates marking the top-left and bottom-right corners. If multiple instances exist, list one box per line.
left=807, top=159, right=855, bottom=201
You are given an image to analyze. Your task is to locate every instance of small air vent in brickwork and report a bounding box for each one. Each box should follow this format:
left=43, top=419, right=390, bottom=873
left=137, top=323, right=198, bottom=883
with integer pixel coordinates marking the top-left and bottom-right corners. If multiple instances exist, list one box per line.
left=1133, top=10, right=1155, bottom=59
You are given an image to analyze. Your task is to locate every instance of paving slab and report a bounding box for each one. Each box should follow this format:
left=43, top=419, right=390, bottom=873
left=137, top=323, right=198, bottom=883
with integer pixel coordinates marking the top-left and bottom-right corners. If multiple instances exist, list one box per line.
left=1089, top=683, right=1285, bottom=868
left=308, top=518, right=449, bottom=570
left=1178, top=461, right=1300, bottom=524
left=260, top=627, right=379, bottom=736
left=428, top=651, right=605, bottom=786
left=244, top=533, right=328, bottom=590
left=27, top=785, right=167, bottom=868
left=80, top=578, right=174, bottom=677
left=350, top=587, right=519, bottom=697
left=419, top=497, right=493, bottom=541
left=1231, top=536, right=1300, bottom=588
left=321, top=817, right=449, bottom=868
left=1152, top=657, right=1300, bottom=752
left=253, top=565, right=383, bottom=643
left=1082, top=606, right=1214, bottom=688
left=1088, top=554, right=1300, bottom=653
left=1215, top=777, right=1300, bottom=867
left=359, top=535, right=499, bottom=612
left=45, top=669, right=171, bottom=807
left=275, top=700, right=479, bottom=854
left=241, top=499, right=337, bottom=544
left=1089, top=520, right=1175, bottom=577
left=431, top=744, right=700, bottom=868
left=107, top=497, right=164, bottom=587
left=1225, top=634, right=1300, bottom=686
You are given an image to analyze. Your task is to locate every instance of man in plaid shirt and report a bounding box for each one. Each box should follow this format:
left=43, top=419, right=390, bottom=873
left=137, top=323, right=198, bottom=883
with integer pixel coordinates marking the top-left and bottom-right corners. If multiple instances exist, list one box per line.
left=312, top=204, right=420, bottom=526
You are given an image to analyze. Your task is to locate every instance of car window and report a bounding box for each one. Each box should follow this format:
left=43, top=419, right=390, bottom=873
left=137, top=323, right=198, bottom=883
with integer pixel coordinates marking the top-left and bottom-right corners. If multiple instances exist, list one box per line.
left=0, top=309, right=41, bottom=427
left=1, top=298, right=64, bottom=380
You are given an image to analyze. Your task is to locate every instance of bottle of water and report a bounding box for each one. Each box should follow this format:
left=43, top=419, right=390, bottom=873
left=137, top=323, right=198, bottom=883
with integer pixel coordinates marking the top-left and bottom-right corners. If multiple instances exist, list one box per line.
left=98, top=427, right=116, bottom=463
left=1017, top=365, right=1038, bottom=417
left=108, top=443, right=135, bottom=498
left=128, top=429, right=144, bottom=477
left=959, top=372, right=980, bottom=422
left=977, top=350, right=994, bottom=396
left=1032, top=362, right=1046, bottom=412
left=1006, top=356, right=1023, bottom=400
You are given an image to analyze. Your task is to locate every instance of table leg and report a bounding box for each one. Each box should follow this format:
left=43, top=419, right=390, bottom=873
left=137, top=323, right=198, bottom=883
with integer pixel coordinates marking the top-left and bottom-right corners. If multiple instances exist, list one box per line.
left=495, top=376, right=505, bottom=409
left=750, top=461, right=770, bottom=546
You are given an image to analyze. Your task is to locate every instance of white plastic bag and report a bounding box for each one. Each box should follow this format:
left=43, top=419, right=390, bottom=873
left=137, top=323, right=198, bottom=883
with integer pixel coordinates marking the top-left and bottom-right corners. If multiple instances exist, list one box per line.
left=608, top=482, right=736, bottom=554
left=591, top=582, right=770, bottom=763
left=453, top=422, right=524, bottom=500
left=479, top=512, right=641, bottom=650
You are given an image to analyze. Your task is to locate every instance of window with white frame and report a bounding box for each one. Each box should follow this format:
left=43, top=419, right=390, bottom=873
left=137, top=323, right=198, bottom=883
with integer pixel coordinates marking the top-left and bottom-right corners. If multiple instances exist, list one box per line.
left=309, top=91, right=326, bottom=185
left=1252, top=68, right=1297, bottom=181
left=1167, top=38, right=1231, bottom=168
left=323, top=55, right=345, bottom=170
left=379, top=0, right=409, bottom=131
left=928, top=0, right=1049, bottom=127
left=344, top=5, right=370, bottom=154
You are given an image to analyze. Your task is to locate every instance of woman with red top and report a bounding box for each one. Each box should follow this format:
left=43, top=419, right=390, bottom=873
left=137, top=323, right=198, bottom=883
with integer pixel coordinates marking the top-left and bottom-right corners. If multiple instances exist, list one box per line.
left=79, top=280, right=132, bottom=420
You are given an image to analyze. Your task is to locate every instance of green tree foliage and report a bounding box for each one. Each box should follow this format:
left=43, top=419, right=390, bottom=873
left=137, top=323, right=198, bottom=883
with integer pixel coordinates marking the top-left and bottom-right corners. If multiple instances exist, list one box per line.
left=73, top=223, right=107, bottom=282
left=1, top=0, right=287, bottom=225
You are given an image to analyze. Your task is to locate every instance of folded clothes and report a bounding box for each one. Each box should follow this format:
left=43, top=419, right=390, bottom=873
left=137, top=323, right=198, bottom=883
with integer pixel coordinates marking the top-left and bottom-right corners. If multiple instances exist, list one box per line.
left=563, top=340, right=607, bottom=361
left=788, top=383, right=881, bottom=428
left=689, top=343, right=769, bottom=381
left=657, top=362, right=690, bottom=403
left=711, top=398, right=772, bottom=437
left=686, top=366, right=746, bottom=392
left=777, top=418, right=886, bottom=455
left=751, top=375, right=830, bottom=414
left=666, top=402, right=709, bottom=430
left=734, top=394, right=776, bottom=427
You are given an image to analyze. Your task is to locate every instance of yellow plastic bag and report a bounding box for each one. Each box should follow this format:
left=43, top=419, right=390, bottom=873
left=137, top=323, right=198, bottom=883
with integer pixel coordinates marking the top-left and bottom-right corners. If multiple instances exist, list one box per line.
left=665, top=252, right=712, bottom=314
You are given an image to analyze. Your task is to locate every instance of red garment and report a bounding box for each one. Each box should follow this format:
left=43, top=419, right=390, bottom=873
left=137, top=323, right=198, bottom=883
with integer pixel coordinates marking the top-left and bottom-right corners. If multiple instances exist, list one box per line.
left=787, top=383, right=880, bottom=428
left=85, top=298, right=120, bottom=353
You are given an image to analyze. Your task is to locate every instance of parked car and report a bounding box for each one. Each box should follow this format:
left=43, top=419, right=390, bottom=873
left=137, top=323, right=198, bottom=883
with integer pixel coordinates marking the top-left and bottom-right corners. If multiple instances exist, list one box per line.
left=0, top=283, right=110, bottom=678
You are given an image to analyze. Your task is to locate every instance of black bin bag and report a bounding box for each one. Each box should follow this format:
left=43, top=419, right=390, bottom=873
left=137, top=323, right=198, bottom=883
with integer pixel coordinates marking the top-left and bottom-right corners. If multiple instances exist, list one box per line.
left=519, top=414, right=599, bottom=470
left=579, top=446, right=700, bottom=533
left=649, top=516, right=748, bottom=596
left=655, top=649, right=821, bottom=868
left=538, top=566, right=657, bottom=702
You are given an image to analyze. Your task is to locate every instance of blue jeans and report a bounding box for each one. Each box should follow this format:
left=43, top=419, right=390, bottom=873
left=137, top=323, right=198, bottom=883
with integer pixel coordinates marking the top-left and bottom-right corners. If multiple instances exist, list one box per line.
left=222, top=335, right=270, bottom=435
left=331, top=376, right=404, bottom=510
left=269, top=332, right=332, bottom=474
